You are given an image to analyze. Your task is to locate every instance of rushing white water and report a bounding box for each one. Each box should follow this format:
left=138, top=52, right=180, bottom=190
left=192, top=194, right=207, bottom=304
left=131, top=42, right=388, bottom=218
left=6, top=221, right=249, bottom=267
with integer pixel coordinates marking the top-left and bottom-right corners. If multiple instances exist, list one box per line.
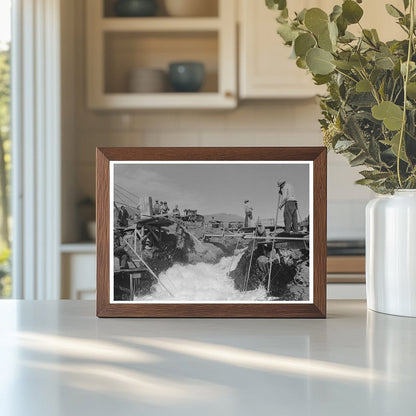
left=137, top=251, right=267, bottom=302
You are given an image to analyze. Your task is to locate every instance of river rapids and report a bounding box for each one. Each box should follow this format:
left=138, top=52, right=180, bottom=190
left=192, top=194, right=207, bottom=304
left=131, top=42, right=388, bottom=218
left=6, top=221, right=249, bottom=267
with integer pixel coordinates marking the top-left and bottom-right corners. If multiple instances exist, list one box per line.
left=137, top=250, right=268, bottom=302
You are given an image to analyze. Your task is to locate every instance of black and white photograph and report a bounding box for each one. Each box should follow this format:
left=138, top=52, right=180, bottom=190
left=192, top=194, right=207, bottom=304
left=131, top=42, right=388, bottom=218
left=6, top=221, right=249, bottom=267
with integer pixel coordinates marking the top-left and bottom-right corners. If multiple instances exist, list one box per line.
left=110, top=162, right=312, bottom=303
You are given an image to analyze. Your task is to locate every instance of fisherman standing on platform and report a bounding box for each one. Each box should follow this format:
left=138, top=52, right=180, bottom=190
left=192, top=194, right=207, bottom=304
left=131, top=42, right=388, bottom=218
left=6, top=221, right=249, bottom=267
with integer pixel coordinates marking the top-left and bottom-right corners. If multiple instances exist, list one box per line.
left=161, top=201, right=170, bottom=215
left=114, top=229, right=129, bottom=269
left=153, top=200, right=161, bottom=215
left=277, top=179, right=298, bottom=232
left=244, top=199, right=253, bottom=228
left=172, top=205, right=180, bottom=218
left=136, top=204, right=142, bottom=220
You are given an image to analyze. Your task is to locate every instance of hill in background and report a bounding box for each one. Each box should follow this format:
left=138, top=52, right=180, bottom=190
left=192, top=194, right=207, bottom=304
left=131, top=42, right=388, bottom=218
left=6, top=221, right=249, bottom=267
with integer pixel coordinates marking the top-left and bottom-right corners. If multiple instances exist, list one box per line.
left=204, top=213, right=244, bottom=223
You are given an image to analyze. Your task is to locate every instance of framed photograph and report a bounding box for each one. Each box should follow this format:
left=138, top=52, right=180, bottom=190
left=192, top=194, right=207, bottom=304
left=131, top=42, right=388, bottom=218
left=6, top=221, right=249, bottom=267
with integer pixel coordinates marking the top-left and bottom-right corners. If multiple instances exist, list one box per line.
left=96, top=147, right=327, bottom=318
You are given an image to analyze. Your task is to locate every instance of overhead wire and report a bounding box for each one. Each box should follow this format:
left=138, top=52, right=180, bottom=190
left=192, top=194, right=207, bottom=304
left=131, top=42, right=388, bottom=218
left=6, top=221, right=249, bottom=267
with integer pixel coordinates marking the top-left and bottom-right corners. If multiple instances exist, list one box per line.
left=114, top=184, right=139, bottom=206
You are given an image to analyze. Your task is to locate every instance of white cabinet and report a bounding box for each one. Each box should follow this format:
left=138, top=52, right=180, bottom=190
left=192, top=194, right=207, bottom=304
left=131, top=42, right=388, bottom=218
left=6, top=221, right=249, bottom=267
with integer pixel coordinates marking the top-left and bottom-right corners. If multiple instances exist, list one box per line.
left=239, top=0, right=324, bottom=99
left=86, top=0, right=237, bottom=109
left=61, top=245, right=96, bottom=300
left=238, top=0, right=404, bottom=99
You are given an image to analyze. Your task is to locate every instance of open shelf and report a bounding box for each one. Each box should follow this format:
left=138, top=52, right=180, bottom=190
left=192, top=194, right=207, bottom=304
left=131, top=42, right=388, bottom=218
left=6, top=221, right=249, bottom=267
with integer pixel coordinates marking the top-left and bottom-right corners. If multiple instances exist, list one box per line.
left=91, top=92, right=234, bottom=109
left=104, top=31, right=218, bottom=94
left=101, top=17, right=221, bottom=32
left=104, top=0, right=219, bottom=18
left=87, top=0, right=236, bottom=109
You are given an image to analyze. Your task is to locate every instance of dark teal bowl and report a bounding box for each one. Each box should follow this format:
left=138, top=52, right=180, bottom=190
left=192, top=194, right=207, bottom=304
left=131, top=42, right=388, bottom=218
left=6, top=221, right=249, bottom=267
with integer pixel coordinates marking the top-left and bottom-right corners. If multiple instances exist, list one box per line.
left=168, top=62, right=205, bottom=93
left=114, top=0, right=158, bottom=17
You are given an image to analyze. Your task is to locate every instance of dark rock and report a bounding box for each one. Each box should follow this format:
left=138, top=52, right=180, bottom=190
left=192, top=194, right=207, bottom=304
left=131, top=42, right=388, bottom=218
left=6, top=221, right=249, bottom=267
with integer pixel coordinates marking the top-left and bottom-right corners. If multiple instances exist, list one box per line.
left=230, top=243, right=309, bottom=300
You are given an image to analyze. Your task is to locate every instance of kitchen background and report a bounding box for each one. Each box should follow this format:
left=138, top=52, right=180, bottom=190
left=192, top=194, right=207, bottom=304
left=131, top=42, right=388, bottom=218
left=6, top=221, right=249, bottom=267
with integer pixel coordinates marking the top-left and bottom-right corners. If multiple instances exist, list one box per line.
left=60, top=0, right=400, bottom=299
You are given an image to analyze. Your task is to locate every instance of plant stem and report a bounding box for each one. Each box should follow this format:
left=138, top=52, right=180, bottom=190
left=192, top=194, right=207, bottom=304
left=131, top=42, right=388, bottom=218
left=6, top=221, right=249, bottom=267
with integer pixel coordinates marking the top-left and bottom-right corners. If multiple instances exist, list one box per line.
left=397, top=0, right=415, bottom=188
left=334, top=68, right=358, bottom=84
left=358, top=69, right=381, bottom=104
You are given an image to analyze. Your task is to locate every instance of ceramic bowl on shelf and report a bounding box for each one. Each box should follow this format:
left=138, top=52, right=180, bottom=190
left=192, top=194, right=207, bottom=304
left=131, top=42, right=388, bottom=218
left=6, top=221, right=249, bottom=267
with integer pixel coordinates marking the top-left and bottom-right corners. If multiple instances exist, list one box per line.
left=128, top=68, right=167, bottom=93
left=168, top=62, right=205, bottom=92
left=164, top=0, right=218, bottom=17
left=114, top=0, right=158, bottom=17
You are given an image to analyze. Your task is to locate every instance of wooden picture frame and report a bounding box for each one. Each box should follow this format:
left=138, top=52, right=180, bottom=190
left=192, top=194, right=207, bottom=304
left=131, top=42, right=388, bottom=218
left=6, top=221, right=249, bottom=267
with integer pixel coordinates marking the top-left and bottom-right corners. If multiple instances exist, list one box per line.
left=96, top=147, right=327, bottom=318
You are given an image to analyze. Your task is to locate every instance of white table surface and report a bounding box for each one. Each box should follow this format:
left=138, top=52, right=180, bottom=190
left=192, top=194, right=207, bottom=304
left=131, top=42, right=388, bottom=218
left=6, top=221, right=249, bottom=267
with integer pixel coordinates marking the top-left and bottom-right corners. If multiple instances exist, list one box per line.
left=0, top=300, right=415, bottom=416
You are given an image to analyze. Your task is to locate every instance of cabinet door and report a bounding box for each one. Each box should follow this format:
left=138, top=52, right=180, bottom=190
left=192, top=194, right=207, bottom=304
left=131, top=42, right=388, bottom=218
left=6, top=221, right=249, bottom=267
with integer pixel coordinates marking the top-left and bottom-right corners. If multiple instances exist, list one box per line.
left=239, top=0, right=325, bottom=99
left=239, top=0, right=404, bottom=99
left=62, top=253, right=96, bottom=300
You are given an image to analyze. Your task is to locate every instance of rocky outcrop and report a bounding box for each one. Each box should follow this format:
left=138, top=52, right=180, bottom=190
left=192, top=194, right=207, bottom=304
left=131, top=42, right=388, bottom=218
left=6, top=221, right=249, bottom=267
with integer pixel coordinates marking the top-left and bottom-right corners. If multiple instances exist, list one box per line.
left=230, top=242, right=309, bottom=300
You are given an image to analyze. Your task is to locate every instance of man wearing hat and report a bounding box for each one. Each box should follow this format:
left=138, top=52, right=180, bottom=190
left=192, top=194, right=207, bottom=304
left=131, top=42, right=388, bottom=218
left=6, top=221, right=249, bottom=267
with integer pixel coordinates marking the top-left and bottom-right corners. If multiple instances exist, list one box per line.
left=153, top=200, right=161, bottom=215
left=161, top=201, right=170, bottom=215
left=118, top=205, right=129, bottom=227
left=277, top=179, right=298, bottom=232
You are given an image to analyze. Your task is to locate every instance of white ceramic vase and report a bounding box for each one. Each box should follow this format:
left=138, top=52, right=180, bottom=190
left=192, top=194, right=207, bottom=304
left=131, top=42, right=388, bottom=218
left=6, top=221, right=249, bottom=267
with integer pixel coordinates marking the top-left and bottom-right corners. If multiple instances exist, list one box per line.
left=366, top=190, right=416, bottom=317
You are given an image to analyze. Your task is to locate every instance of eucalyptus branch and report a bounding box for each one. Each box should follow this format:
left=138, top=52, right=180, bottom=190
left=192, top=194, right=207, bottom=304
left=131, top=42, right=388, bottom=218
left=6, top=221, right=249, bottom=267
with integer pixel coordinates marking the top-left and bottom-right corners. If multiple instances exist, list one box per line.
left=390, top=79, right=398, bottom=101
left=398, top=23, right=410, bottom=35
left=334, top=68, right=358, bottom=84
left=268, top=0, right=416, bottom=193
left=397, top=0, right=415, bottom=188
left=358, top=69, right=381, bottom=104
left=393, top=85, right=404, bottom=103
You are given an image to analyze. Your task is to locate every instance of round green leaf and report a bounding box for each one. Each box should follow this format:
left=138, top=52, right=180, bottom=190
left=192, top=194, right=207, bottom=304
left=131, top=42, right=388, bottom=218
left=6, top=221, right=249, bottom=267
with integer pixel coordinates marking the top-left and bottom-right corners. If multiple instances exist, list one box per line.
left=296, top=8, right=307, bottom=23
left=386, top=132, right=408, bottom=162
left=304, top=8, right=329, bottom=35
left=277, top=23, right=298, bottom=43
left=313, top=74, right=332, bottom=85
left=371, top=101, right=404, bottom=131
left=342, top=0, right=364, bottom=24
left=333, top=60, right=353, bottom=70
left=385, top=4, right=403, bottom=18
left=306, top=48, right=335, bottom=75
left=328, top=21, right=338, bottom=43
left=318, top=28, right=333, bottom=52
left=350, top=54, right=368, bottom=70
left=294, top=33, right=316, bottom=58
left=375, top=55, right=395, bottom=70
left=336, top=15, right=348, bottom=36
left=356, top=79, right=372, bottom=92
left=296, top=57, right=307, bottom=69
left=407, top=82, right=416, bottom=99
left=339, top=31, right=356, bottom=42
left=330, top=5, right=342, bottom=22
left=318, top=22, right=338, bottom=52
left=266, top=0, right=287, bottom=11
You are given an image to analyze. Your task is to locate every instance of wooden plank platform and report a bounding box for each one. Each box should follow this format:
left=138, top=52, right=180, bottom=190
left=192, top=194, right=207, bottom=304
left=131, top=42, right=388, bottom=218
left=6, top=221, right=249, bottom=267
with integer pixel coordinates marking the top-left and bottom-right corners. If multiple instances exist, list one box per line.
left=114, top=268, right=148, bottom=274
left=137, top=216, right=173, bottom=227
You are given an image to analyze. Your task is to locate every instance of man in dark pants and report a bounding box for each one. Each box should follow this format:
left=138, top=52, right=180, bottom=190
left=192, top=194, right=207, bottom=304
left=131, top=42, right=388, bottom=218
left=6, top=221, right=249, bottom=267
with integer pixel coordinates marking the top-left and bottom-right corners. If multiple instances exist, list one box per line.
left=118, top=206, right=129, bottom=227
left=277, top=179, right=298, bottom=233
left=114, top=230, right=129, bottom=269
left=244, top=200, right=253, bottom=228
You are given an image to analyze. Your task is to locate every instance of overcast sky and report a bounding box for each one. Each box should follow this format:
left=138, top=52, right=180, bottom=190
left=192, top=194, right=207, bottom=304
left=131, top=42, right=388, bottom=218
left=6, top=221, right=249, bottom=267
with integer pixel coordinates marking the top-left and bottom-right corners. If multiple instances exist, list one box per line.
left=114, top=162, right=310, bottom=221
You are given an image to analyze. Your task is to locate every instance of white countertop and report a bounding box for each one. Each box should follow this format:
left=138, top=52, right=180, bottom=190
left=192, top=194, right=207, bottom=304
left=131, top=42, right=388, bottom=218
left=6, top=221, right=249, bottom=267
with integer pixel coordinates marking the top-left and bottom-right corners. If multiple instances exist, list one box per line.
left=0, top=300, right=415, bottom=415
